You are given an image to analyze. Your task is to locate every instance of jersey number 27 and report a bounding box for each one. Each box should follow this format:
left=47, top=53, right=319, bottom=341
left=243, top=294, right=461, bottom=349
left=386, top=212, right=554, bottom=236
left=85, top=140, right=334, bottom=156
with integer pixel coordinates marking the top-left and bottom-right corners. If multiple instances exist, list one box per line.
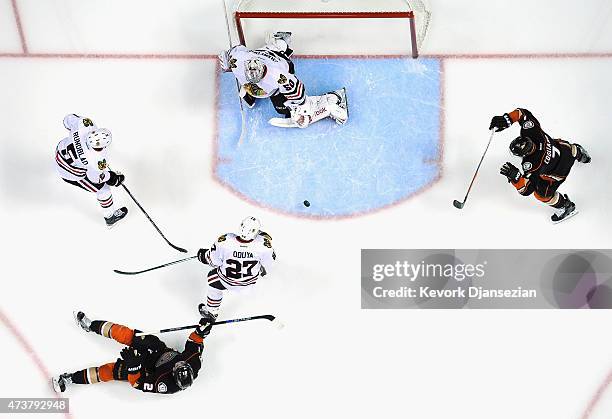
left=225, top=259, right=258, bottom=279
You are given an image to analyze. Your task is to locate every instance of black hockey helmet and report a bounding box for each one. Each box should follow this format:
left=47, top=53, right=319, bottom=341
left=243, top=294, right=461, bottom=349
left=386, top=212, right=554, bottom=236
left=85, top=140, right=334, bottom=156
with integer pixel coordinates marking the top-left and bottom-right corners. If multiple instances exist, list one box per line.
left=173, top=361, right=194, bottom=390
left=509, top=136, right=535, bottom=157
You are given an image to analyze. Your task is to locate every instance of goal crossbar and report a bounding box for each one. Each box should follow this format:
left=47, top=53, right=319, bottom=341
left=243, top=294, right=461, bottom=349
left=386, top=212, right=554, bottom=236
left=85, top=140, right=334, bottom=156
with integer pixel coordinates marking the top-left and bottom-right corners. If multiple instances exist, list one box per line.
left=235, top=10, right=420, bottom=58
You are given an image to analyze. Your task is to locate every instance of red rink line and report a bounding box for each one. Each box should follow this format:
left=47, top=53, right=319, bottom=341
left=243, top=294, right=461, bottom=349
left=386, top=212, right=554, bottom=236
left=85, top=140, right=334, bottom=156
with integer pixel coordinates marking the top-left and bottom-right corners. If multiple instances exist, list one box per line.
left=10, top=0, right=27, bottom=53
left=0, top=52, right=216, bottom=59
left=1, top=52, right=612, bottom=60
left=581, top=368, right=612, bottom=419
left=0, top=308, right=73, bottom=419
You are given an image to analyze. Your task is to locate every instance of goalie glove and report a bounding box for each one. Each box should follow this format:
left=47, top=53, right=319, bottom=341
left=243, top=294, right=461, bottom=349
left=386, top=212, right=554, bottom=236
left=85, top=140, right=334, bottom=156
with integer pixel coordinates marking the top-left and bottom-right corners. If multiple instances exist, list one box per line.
left=500, top=162, right=522, bottom=183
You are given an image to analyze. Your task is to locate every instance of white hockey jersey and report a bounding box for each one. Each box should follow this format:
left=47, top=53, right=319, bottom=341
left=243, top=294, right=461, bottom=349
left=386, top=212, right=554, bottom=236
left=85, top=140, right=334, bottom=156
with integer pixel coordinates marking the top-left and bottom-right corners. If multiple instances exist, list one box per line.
left=204, top=232, right=276, bottom=288
left=228, top=45, right=306, bottom=108
left=55, top=114, right=111, bottom=185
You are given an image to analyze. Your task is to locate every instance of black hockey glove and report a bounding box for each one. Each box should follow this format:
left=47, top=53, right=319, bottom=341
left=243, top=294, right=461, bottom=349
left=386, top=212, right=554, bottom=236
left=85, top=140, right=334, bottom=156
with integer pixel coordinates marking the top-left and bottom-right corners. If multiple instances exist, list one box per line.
left=197, top=248, right=209, bottom=264
left=120, top=347, right=142, bottom=375
left=195, top=318, right=213, bottom=339
left=489, top=114, right=512, bottom=132
left=500, top=162, right=522, bottom=183
left=107, top=171, right=125, bottom=187
left=131, top=334, right=166, bottom=355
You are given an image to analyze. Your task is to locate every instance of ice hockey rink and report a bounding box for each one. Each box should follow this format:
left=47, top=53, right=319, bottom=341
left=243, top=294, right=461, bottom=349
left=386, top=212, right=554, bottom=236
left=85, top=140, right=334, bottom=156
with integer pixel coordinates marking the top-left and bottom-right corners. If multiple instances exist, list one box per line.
left=1, top=0, right=612, bottom=418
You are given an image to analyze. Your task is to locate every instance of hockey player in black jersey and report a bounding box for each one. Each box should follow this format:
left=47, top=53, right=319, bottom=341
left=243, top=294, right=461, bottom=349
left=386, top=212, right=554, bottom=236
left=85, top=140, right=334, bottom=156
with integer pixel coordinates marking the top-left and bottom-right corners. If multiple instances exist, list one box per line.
left=52, top=312, right=211, bottom=394
left=489, top=108, right=591, bottom=223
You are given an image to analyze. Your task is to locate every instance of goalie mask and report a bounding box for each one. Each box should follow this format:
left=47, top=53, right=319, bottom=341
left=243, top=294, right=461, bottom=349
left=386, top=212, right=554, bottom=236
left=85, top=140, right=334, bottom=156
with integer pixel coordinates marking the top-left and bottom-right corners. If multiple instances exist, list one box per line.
left=509, top=136, right=535, bottom=157
left=172, top=361, right=194, bottom=390
left=244, top=59, right=266, bottom=84
left=86, top=128, right=112, bottom=150
left=239, top=216, right=261, bottom=241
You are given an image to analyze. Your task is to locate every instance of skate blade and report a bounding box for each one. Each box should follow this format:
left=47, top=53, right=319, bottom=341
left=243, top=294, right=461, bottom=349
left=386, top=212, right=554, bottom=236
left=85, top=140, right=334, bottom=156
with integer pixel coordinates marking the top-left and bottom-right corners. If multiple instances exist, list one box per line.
left=551, top=209, right=579, bottom=224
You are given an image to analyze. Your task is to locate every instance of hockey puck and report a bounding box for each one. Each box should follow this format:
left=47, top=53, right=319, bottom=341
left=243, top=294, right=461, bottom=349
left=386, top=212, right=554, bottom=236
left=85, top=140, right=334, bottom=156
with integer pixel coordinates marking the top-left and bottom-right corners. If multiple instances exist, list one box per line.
left=303, top=200, right=311, bottom=207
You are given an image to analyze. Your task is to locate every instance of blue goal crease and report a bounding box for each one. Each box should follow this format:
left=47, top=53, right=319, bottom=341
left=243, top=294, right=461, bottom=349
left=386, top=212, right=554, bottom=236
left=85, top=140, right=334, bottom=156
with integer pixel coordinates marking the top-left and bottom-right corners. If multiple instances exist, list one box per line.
left=215, top=57, right=442, bottom=217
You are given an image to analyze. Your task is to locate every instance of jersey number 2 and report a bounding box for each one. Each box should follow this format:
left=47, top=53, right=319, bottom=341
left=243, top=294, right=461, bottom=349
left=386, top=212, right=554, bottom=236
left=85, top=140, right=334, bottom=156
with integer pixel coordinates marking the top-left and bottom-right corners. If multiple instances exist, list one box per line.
left=225, top=259, right=258, bottom=279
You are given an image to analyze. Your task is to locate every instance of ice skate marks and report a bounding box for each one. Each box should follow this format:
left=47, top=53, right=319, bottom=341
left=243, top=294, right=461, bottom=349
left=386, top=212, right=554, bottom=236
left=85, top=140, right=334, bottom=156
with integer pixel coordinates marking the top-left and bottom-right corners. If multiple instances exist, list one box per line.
left=216, top=57, right=442, bottom=217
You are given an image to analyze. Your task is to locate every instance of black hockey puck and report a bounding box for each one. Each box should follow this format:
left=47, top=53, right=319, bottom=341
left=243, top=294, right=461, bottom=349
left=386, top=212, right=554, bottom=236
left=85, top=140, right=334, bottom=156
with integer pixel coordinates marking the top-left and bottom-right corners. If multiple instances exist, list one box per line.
left=303, top=200, right=311, bottom=207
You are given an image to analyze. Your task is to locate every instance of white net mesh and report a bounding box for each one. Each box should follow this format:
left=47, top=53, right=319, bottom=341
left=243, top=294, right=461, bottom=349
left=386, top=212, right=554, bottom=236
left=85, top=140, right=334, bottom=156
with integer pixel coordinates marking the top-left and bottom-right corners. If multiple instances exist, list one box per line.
left=226, top=0, right=431, bottom=55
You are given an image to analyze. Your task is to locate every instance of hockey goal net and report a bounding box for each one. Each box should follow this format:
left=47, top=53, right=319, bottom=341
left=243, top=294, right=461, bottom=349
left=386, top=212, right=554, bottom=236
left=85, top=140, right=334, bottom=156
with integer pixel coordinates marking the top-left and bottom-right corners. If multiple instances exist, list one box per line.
left=226, top=0, right=431, bottom=58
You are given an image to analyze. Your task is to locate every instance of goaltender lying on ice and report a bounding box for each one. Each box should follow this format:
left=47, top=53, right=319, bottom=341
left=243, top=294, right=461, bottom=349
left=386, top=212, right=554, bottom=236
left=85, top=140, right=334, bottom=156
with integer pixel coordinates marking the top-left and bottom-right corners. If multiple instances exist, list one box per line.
left=219, top=31, right=349, bottom=128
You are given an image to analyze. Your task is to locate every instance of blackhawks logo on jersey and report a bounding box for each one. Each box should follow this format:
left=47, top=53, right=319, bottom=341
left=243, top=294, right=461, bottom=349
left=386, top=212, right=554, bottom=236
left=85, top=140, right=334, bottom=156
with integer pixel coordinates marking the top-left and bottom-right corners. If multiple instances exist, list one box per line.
left=217, top=234, right=227, bottom=242
left=98, top=159, right=107, bottom=170
left=277, top=74, right=287, bottom=85
left=244, top=83, right=266, bottom=98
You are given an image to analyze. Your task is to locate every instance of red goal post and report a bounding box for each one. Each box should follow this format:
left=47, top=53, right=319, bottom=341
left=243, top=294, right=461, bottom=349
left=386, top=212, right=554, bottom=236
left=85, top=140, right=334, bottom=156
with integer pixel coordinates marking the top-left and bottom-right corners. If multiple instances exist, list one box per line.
left=229, top=1, right=431, bottom=59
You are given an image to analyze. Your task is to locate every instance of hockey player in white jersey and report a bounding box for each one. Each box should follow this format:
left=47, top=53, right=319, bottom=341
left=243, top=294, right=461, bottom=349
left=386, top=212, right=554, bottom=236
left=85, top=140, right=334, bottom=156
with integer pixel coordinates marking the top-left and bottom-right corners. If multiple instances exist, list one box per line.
left=219, top=32, right=349, bottom=128
left=55, top=114, right=127, bottom=227
left=197, top=216, right=276, bottom=321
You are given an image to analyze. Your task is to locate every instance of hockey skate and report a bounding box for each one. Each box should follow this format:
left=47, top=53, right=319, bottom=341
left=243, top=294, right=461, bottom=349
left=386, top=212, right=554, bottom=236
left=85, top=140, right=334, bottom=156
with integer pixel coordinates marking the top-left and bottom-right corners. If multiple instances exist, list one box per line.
left=198, top=304, right=218, bottom=322
left=51, top=373, right=72, bottom=393
left=73, top=311, right=92, bottom=332
left=328, top=88, right=349, bottom=125
left=551, top=195, right=578, bottom=224
left=575, top=144, right=591, bottom=163
left=105, top=206, right=128, bottom=228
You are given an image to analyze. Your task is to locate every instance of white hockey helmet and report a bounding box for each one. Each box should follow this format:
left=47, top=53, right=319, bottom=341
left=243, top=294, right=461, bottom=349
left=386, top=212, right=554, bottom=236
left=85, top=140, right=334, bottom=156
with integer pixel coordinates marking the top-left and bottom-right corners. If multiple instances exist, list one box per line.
left=244, top=59, right=266, bottom=84
left=86, top=128, right=112, bottom=150
left=239, top=216, right=261, bottom=241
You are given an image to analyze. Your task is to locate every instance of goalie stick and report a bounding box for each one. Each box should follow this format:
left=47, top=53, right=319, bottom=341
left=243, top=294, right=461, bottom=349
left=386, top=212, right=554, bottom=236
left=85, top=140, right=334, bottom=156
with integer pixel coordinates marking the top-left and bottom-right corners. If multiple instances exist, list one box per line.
left=453, top=129, right=496, bottom=209
left=134, top=314, right=281, bottom=337
left=114, top=255, right=198, bottom=276
left=221, top=0, right=247, bottom=146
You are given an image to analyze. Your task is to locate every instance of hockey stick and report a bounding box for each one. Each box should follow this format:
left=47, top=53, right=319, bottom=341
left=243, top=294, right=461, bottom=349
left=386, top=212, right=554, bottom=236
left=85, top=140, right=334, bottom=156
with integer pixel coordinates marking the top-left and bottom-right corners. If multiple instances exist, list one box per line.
left=134, top=314, right=280, bottom=337
left=221, top=0, right=247, bottom=146
left=453, top=129, right=496, bottom=209
left=120, top=183, right=188, bottom=253
left=113, top=255, right=198, bottom=276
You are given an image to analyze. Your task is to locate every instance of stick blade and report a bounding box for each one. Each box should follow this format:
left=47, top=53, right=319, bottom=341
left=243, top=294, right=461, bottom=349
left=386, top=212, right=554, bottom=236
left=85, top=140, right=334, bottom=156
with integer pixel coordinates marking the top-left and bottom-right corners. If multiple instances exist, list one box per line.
left=113, top=269, right=137, bottom=275
left=453, top=200, right=464, bottom=209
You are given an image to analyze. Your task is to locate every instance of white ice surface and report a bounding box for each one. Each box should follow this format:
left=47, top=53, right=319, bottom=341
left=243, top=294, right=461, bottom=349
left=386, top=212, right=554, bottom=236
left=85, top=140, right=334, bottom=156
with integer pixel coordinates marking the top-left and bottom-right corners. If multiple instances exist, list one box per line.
left=1, top=1, right=612, bottom=419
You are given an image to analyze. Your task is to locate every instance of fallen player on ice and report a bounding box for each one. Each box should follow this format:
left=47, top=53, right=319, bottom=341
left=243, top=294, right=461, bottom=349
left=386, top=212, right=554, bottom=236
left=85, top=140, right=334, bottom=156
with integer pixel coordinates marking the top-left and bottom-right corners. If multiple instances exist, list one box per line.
left=52, top=312, right=211, bottom=394
left=219, top=32, right=349, bottom=128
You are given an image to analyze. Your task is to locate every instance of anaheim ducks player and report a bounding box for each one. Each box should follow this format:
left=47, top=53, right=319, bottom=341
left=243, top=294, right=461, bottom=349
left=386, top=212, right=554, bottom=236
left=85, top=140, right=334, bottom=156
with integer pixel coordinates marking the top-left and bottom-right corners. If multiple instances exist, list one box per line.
left=489, top=108, right=591, bottom=223
left=55, top=114, right=127, bottom=227
left=197, top=217, right=276, bottom=321
left=219, top=32, right=348, bottom=128
left=52, top=311, right=212, bottom=394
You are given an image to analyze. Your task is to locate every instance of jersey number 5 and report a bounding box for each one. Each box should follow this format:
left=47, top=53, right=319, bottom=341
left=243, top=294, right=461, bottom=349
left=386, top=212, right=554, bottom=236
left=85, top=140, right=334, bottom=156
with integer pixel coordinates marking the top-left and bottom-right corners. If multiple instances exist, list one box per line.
left=225, top=259, right=258, bottom=279
left=60, top=143, right=79, bottom=165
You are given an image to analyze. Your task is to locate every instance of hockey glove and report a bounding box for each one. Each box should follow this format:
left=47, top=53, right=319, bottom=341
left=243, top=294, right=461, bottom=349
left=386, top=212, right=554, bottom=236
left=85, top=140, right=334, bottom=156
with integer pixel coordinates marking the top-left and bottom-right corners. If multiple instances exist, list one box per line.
left=197, top=248, right=209, bottom=264
left=489, top=114, right=512, bottom=132
left=107, top=171, right=125, bottom=187
left=195, top=318, right=213, bottom=339
left=500, top=162, right=522, bottom=183
left=131, top=334, right=166, bottom=355
left=120, top=347, right=142, bottom=375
